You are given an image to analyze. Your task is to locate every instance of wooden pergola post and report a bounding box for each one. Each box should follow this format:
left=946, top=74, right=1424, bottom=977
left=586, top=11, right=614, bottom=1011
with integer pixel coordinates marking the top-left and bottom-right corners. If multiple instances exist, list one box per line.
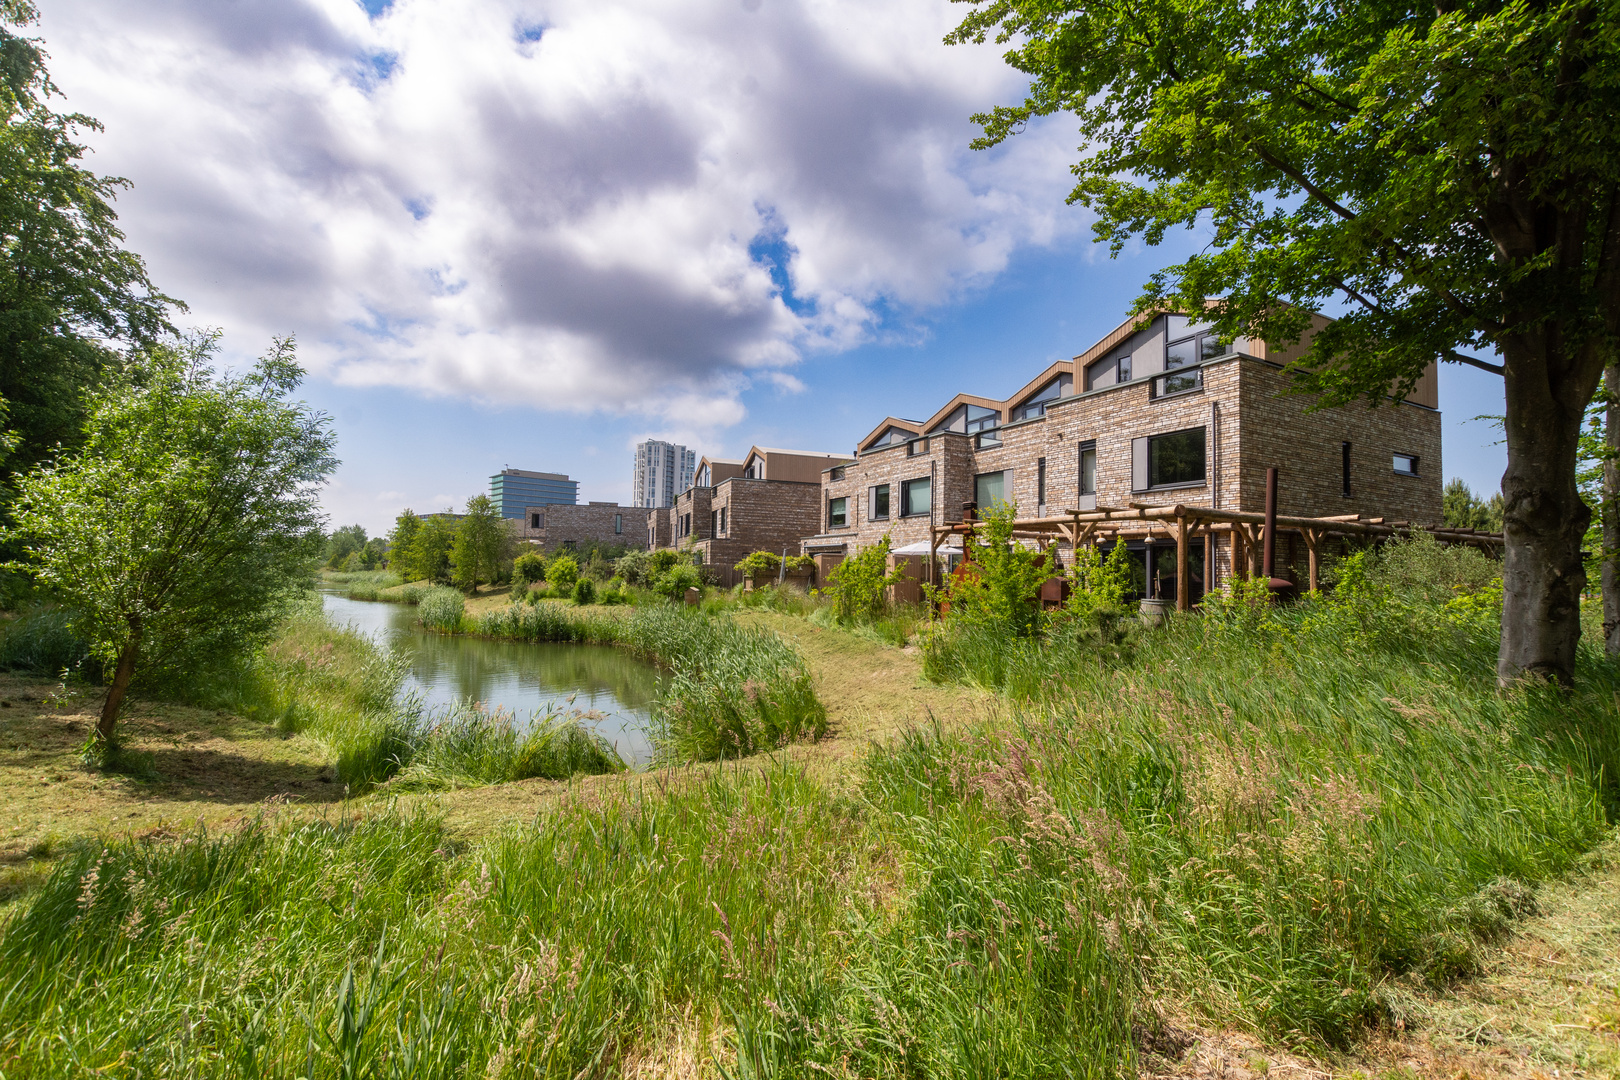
left=1302, top=528, right=1322, bottom=593
left=1175, top=513, right=1191, bottom=612
left=1202, top=522, right=1215, bottom=596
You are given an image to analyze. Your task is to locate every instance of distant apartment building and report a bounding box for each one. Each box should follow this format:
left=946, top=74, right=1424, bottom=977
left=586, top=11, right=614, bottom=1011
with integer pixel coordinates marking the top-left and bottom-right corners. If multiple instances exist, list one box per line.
left=653, top=446, right=850, bottom=570
left=522, top=502, right=650, bottom=552
left=489, top=469, right=578, bottom=521
left=632, top=441, right=696, bottom=508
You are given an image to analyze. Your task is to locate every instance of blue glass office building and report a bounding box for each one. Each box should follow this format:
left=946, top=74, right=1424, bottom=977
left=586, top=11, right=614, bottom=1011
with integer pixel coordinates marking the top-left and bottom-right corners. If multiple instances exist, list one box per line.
left=489, top=469, right=578, bottom=520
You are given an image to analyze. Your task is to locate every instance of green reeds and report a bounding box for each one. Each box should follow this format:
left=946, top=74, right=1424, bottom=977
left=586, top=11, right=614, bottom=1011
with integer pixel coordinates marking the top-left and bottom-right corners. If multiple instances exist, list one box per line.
left=415, top=586, right=465, bottom=633
left=468, top=603, right=828, bottom=762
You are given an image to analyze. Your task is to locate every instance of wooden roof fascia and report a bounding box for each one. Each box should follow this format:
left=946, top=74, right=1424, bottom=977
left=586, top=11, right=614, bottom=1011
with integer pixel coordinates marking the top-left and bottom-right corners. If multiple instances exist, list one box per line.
left=920, top=392, right=1009, bottom=434
left=856, top=417, right=923, bottom=452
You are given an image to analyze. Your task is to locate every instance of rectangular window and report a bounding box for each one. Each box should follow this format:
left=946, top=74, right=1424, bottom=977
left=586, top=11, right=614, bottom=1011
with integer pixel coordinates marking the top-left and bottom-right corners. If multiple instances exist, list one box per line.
left=869, top=484, right=890, bottom=520
left=1133, top=427, right=1207, bottom=490
left=1037, top=457, right=1047, bottom=506
left=718, top=507, right=727, bottom=533
left=614, top=513, right=623, bottom=534
left=1393, top=453, right=1419, bottom=476
left=1151, top=368, right=1203, bottom=398
left=908, top=438, right=930, bottom=457
left=901, top=477, right=931, bottom=517
left=830, top=465, right=845, bottom=481
left=710, top=509, right=718, bottom=536
left=974, top=470, right=1007, bottom=509
left=1078, top=441, right=1097, bottom=496
left=1341, top=442, right=1352, bottom=496
left=530, top=513, right=541, bottom=528
left=828, top=496, right=848, bottom=529
left=975, top=429, right=1001, bottom=449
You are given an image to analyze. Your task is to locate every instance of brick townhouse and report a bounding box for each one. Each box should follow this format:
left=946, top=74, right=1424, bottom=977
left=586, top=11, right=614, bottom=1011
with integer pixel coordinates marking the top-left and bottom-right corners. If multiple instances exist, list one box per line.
left=652, top=446, right=850, bottom=570
left=522, top=501, right=650, bottom=551
left=801, top=310, right=1442, bottom=600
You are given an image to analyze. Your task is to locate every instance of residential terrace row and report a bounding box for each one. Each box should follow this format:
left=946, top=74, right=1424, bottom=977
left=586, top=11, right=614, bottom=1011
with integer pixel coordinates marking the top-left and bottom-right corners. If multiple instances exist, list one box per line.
left=649, top=309, right=1444, bottom=600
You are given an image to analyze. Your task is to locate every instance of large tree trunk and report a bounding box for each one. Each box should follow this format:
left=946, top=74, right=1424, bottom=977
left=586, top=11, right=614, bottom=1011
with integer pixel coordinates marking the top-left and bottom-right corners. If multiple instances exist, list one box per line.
left=1498, top=341, right=1592, bottom=688
left=98, top=643, right=139, bottom=743
left=1604, top=363, right=1620, bottom=655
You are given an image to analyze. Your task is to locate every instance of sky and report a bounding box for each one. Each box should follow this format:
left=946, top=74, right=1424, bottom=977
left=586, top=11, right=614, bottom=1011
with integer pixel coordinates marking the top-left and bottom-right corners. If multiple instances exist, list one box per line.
left=35, top=0, right=1508, bottom=536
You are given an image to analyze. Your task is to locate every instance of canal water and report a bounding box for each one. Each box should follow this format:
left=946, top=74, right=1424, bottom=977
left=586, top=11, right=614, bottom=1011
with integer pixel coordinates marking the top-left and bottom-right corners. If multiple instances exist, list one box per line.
left=320, top=592, right=661, bottom=765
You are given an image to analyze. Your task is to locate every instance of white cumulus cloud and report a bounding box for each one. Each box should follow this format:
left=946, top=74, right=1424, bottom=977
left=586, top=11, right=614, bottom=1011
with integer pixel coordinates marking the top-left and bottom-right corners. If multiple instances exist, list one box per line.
left=37, top=0, right=1084, bottom=428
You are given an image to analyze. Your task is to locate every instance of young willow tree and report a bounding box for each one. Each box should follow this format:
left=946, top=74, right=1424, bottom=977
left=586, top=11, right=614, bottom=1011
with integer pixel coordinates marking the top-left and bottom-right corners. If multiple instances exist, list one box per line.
left=948, top=0, right=1620, bottom=686
left=8, top=336, right=336, bottom=742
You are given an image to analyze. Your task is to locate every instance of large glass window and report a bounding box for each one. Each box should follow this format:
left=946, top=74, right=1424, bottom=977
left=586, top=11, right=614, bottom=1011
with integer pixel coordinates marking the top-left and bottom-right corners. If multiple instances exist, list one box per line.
left=901, top=477, right=931, bottom=517
left=932, top=403, right=1000, bottom=435
left=827, top=497, right=848, bottom=529
left=1149, top=428, right=1206, bottom=488
left=1079, top=441, right=1097, bottom=496
left=975, top=470, right=1007, bottom=509
left=869, top=426, right=913, bottom=448
left=1158, top=316, right=1225, bottom=398
left=1013, top=375, right=1071, bottom=420
left=870, top=484, right=890, bottom=520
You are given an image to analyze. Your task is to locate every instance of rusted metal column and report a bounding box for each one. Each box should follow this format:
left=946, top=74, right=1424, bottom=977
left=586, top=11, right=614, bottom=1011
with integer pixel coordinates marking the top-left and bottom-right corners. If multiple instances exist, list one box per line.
left=1176, top=515, right=1191, bottom=612
left=1262, top=467, right=1278, bottom=580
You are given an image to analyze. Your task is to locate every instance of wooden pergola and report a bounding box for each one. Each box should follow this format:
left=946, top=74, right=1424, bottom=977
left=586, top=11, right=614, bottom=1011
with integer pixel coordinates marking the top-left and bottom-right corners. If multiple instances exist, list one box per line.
left=929, top=502, right=1503, bottom=612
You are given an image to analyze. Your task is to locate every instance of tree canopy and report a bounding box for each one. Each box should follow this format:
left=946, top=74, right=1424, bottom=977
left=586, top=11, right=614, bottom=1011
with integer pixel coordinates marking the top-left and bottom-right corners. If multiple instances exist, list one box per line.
left=0, top=2, right=178, bottom=491
left=7, top=335, right=336, bottom=741
left=949, top=0, right=1620, bottom=684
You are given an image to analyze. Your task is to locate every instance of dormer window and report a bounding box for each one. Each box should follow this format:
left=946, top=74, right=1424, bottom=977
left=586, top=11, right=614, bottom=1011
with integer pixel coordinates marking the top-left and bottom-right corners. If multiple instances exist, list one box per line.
left=1012, top=374, right=1072, bottom=420
left=867, top=426, right=914, bottom=449
left=932, top=403, right=1000, bottom=436
left=743, top=456, right=762, bottom=479
left=695, top=465, right=710, bottom=487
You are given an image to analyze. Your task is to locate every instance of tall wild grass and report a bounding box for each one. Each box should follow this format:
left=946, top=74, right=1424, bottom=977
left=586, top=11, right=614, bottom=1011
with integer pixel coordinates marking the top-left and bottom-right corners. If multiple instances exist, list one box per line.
left=2, top=585, right=1614, bottom=1073
left=472, top=603, right=827, bottom=761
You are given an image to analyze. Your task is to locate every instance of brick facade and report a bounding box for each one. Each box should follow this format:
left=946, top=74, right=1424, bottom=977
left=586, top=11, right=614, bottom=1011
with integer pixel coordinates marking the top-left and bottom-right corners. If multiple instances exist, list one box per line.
left=521, top=502, right=650, bottom=551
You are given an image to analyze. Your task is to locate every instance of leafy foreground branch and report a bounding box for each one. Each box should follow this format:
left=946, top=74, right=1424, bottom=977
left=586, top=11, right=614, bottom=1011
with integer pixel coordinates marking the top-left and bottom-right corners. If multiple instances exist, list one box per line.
left=436, top=599, right=827, bottom=763
left=3, top=593, right=1614, bottom=1076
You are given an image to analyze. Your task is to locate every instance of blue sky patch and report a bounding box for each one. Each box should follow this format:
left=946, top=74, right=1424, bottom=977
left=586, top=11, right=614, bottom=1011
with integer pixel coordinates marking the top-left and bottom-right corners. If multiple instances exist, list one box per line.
left=356, top=0, right=394, bottom=17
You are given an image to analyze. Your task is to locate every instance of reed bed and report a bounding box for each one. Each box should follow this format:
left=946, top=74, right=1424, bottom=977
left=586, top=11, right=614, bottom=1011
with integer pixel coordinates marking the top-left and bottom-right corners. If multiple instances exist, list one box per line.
left=468, top=603, right=828, bottom=762
left=231, top=608, right=621, bottom=789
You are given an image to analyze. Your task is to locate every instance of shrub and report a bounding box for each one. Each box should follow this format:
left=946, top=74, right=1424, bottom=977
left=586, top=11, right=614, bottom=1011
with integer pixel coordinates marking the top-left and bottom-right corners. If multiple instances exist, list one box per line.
left=931, top=503, right=1054, bottom=637
left=824, top=536, right=901, bottom=625
left=546, top=554, right=580, bottom=590
left=416, top=586, right=465, bottom=633
left=614, top=549, right=651, bottom=586
left=654, top=562, right=701, bottom=600
left=512, top=551, right=546, bottom=589
left=571, top=578, right=597, bottom=606
left=386, top=701, right=624, bottom=789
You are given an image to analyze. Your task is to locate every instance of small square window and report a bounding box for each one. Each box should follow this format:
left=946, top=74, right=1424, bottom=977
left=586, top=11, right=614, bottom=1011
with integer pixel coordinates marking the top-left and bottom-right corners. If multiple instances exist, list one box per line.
left=1393, top=453, right=1419, bottom=477
left=870, top=484, right=890, bottom=520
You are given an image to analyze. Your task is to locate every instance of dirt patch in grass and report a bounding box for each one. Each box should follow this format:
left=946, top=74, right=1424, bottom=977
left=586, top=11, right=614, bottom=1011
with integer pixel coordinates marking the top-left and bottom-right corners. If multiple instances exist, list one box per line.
left=0, top=672, right=339, bottom=868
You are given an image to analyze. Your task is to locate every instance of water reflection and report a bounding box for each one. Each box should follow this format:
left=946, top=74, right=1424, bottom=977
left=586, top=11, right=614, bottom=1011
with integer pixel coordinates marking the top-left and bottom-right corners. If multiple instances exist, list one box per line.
left=320, top=592, right=662, bottom=765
